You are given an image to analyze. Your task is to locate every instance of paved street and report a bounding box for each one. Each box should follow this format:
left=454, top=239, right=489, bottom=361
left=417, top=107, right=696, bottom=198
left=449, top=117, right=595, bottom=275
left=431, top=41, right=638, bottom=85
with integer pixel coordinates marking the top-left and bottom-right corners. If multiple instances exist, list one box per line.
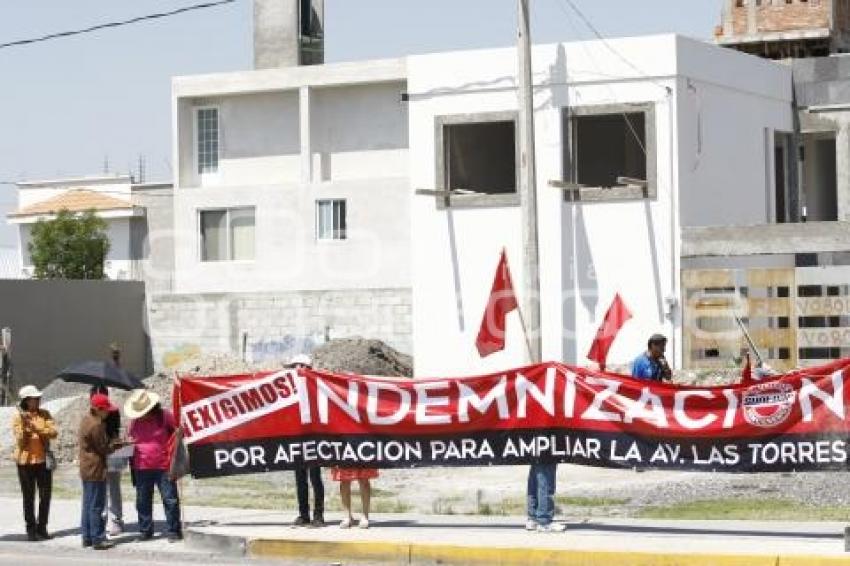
left=0, top=546, right=316, bottom=566
left=0, top=547, right=240, bottom=566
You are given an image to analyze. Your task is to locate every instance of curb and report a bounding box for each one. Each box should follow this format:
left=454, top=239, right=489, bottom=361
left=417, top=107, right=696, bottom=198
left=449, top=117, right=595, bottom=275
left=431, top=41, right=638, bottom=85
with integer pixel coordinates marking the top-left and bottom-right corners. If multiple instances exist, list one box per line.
left=247, top=538, right=850, bottom=566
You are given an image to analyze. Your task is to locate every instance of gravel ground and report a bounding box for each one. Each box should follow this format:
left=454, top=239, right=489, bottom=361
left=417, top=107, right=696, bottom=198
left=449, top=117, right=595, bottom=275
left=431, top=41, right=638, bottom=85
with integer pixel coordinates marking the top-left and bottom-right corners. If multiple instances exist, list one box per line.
left=0, top=461, right=845, bottom=519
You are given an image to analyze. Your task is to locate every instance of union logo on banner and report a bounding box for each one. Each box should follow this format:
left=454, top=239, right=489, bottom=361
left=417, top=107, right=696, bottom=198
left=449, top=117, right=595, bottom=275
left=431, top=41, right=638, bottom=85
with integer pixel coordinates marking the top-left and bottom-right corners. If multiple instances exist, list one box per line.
left=742, top=381, right=796, bottom=428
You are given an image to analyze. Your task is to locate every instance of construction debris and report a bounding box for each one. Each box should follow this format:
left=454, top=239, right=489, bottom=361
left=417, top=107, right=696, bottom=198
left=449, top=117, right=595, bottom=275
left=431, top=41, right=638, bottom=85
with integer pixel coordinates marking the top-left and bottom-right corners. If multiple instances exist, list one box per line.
left=312, top=338, right=413, bottom=377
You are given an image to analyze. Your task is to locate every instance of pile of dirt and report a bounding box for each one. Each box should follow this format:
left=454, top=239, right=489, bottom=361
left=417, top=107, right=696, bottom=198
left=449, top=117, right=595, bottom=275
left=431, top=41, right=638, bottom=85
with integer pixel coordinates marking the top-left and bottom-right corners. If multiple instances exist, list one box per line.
left=49, top=395, right=90, bottom=465
left=312, top=338, right=413, bottom=377
left=168, top=339, right=414, bottom=378
left=168, top=353, right=283, bottom=377
left=40, top=380, right=92, bottom=403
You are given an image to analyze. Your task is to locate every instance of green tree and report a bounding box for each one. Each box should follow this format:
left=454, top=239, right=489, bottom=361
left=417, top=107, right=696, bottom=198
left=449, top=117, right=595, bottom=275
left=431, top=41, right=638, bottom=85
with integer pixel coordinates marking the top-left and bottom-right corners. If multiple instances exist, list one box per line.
left=28, top=209, right=111, bottom=279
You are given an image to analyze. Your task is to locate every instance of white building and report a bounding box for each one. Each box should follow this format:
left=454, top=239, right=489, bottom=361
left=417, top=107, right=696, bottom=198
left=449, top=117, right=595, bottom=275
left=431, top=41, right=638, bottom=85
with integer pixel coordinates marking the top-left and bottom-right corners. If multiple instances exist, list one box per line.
left=151, top=59, right=413, bottom=365
left=408, top=35, right=792, bottom=376
left=10, top=175, right=148, bottom=280
left=170, top=60, right=410, bottom=295
left=159, top=30, right=793, bottom=375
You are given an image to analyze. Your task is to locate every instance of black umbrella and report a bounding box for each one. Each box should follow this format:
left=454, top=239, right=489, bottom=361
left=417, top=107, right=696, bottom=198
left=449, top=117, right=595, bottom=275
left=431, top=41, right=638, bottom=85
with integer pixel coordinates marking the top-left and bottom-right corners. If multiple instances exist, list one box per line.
left=57, top=361, right=145, bottom=391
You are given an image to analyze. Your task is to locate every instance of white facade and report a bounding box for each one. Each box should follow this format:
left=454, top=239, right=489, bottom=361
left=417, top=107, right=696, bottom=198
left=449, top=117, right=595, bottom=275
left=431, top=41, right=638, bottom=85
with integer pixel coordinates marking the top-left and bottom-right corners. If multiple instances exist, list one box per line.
left=168, top=34, right=793, bottom=373
left=11, top=176, right=146, bottom=280
left=408, top=35, right=792, bottom=376
left=171, top=60, right=411, bottom=294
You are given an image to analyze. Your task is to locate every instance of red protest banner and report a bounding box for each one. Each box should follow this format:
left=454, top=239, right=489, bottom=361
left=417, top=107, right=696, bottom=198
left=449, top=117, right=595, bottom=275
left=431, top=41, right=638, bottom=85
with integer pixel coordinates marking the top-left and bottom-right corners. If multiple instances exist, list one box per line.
left=176, top=359, right=850, bottom=478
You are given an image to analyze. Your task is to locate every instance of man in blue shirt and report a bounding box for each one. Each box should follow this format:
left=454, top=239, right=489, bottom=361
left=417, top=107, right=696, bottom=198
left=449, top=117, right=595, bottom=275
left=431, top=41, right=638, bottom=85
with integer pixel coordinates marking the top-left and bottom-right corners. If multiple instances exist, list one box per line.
left=631, top=334, right=672, bottom=382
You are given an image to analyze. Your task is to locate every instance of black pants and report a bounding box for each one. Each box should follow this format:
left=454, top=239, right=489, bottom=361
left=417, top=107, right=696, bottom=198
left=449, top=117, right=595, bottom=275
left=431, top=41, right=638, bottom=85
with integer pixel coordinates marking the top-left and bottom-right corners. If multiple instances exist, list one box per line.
left=17, top=463, right=52, bottom=534
left=295, top=467, right=324, bottom=520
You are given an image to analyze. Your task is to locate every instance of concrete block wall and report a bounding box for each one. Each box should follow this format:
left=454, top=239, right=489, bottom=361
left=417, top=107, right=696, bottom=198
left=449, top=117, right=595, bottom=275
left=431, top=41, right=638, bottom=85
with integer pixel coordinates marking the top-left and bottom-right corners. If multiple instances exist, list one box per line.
left=148, top=287, right=412, bottom=369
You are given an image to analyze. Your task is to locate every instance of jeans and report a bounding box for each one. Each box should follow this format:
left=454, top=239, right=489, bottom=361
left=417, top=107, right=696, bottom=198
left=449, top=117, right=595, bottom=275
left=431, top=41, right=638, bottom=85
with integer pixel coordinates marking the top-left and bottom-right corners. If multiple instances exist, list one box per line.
left=134, top=470, right=181, bottom=536
left=81, top=481, right=106, bottom=544
left=295, top=467, right=324, bottom=519
left=17, top=464, right=51, bottom=535
left=527, top=463, right=557, bottom=525
left=104, top=471, right=123, bottom=524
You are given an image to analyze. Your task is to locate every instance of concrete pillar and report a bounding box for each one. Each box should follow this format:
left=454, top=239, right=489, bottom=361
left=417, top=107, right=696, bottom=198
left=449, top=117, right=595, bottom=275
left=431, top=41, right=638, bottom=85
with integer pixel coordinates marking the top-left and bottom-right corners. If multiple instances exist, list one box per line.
left=300, top=86, right=312, bottom=184
left=836, top=123, right=850, bottom=220
left=723, top=0, right=736, bottom=37
left=253, top=0, right=324, bottom=68
left=747, top=0, right=758, bottom=35
left=830, top=0, right=837, bottom=31
left=254, top=0, right=299, bottom=69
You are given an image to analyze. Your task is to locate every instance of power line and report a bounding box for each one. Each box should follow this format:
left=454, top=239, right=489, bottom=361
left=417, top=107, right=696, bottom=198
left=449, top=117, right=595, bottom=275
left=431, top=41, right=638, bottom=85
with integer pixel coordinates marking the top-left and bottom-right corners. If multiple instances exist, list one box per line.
left=558, top=0, right=671, bottom=94
left=0, top=0, right=237, bottom=51
left=550, top=0, right=663, bottom=156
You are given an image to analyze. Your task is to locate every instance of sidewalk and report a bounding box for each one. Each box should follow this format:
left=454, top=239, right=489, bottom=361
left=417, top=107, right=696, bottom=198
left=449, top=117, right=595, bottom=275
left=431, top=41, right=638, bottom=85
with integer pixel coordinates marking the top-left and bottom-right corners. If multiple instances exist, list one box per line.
left=3, top=495, right=850, bottom=565
left=185, top=509, right=850, bottom=565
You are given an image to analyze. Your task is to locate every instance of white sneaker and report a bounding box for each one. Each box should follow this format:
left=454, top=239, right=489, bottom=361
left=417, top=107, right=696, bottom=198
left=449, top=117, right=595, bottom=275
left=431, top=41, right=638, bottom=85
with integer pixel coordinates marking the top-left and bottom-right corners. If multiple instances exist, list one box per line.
left=524, top=519, right=538, bottom=531
left=339, top=517, right=352, bottom=529
left=537, top=521, right=567, bottom=533
left=358, top=517, right=370, bottom=529
left=107, top=521, right=123, bottom=537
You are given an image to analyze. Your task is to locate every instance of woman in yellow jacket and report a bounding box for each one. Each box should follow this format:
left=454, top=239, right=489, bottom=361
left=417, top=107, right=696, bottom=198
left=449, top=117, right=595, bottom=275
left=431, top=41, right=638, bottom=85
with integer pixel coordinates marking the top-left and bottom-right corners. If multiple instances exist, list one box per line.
left=12, top=385, right=57, bottom=541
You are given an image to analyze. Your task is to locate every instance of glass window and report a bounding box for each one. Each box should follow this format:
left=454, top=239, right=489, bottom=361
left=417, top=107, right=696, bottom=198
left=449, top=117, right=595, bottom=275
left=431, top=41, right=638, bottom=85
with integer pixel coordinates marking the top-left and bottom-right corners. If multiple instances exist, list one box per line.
left=200, top=208, right=254, bottom=262
left=230, top=208, right=256, bottom=261
left=197, top=108, right=219, bottom=175
left=316, top=199, right=346, bottom=241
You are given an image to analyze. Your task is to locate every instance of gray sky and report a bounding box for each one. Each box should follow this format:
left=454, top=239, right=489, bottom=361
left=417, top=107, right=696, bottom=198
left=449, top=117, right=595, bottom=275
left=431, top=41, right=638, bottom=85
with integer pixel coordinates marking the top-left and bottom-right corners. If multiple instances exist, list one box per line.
left=0, top=0, right=723, bottom=193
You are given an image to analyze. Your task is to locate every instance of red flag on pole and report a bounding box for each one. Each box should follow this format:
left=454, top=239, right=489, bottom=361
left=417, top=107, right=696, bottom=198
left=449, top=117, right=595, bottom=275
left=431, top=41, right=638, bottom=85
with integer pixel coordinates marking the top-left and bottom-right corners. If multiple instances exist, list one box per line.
left=476, top=249, right=519, bottom=357
left=587, top=293, right=633, bottom=371
left=741, top=353, right=754, bottom=385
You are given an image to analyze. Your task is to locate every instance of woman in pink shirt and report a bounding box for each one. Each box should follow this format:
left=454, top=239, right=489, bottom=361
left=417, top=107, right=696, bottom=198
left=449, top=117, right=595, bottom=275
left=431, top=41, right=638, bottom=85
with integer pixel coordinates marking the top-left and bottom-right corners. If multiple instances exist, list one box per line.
left=124, top=389, right=182, bottom=542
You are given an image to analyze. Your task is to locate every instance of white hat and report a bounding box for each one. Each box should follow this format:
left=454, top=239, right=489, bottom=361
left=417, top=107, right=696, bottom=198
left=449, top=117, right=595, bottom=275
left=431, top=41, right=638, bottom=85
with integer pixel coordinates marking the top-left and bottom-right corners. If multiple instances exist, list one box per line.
left=18, top=385, right=42, bottom=400
left=288, top=354, right=312, bottom=368
left=124, top=389, right=161, bottom=419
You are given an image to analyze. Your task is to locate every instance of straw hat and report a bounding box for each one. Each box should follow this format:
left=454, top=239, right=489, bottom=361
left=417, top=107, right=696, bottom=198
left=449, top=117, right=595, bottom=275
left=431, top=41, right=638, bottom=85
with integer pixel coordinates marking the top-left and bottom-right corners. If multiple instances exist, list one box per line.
left=288, top=354, right=313, bottom=368
left=18, top=385, right=42, bottom=399
left=124, top=389, right=160, bottom=419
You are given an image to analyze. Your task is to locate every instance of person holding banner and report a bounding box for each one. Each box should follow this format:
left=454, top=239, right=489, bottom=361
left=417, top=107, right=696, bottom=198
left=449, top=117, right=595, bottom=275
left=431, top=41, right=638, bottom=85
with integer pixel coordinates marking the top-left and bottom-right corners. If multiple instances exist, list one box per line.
left=526, top=464, right=566, bottom=532
left=288, top=354, right=325, bottom=527
left=631, top=334, right=672, bottom=382
left=333, top=466, right=378, bottom=529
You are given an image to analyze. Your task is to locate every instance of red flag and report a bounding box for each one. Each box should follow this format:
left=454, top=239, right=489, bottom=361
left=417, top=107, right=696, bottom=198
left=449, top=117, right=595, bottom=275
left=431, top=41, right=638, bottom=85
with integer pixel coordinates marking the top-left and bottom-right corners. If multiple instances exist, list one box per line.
left=587, top=293, right=632, bottom=371
left=741, top=353, right=754, bottom=385
left=476, top=250, right=519, bottom=357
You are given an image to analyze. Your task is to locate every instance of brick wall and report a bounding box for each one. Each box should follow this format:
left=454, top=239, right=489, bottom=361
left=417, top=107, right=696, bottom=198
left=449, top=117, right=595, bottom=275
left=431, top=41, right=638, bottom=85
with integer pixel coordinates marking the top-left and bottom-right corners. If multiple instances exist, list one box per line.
left=724, top=0, right=833, bottom=37
left=148, top=288, right=412, bottom=369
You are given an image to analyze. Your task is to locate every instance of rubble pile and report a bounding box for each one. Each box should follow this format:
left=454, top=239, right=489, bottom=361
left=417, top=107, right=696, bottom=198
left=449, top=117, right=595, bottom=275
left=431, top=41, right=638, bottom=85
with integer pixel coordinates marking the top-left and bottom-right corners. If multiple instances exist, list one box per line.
left=312, top=338, right=413, bottom=377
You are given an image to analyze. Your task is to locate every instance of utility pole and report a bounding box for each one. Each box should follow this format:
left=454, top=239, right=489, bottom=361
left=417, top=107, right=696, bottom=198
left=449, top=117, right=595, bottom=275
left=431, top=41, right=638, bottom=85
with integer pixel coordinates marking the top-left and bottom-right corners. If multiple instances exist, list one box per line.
left=517, top=0, right=541, bottom=363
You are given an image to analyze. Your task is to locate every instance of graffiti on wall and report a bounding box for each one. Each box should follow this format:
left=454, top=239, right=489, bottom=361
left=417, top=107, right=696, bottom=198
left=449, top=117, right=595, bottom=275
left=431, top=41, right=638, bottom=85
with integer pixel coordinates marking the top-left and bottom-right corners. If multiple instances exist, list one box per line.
left=249, top=334, right=325, bottom=363
left=162, top=343, right=202, bottom=369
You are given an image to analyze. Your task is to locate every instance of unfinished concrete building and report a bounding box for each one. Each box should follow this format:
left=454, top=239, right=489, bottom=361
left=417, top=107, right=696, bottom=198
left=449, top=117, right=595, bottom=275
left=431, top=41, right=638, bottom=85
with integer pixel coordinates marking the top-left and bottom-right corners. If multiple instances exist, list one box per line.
left=688, top=0, right=850, bottom=371
left=716, top=0, right=850, bottom=59
left=715, top=0, right=850, bottom=223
